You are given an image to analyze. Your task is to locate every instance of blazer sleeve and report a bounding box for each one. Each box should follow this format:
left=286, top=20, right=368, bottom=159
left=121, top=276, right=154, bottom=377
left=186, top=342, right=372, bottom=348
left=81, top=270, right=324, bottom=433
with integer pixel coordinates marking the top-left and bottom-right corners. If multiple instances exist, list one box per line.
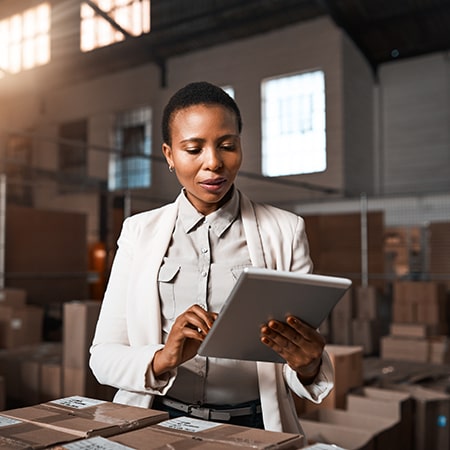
left=89, top=216, right=176, bottom=395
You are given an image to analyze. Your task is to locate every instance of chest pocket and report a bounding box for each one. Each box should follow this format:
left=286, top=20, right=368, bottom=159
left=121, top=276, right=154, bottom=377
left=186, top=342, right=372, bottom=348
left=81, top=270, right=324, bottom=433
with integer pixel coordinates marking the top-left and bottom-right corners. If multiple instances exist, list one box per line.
left=158, top=264, right=181, bottom=320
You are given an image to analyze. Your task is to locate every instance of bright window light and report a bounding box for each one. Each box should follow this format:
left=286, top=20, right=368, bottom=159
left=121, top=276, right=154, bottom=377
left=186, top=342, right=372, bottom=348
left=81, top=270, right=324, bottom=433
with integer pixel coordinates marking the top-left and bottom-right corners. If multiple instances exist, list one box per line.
left=0, top=3, right=50, bottom=76
left=81, top=0, right=151, bottom=52
left=221, top=85, right=235, bottom=98
left=261, top=70, right=326, bottom=176
left=109, top=106, right=152, bottom=190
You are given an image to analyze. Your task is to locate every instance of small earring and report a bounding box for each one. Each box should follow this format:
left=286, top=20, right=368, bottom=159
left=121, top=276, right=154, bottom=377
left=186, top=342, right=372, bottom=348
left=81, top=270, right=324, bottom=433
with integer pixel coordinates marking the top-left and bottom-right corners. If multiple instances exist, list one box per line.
left=168, top=165, right=174, bottom=173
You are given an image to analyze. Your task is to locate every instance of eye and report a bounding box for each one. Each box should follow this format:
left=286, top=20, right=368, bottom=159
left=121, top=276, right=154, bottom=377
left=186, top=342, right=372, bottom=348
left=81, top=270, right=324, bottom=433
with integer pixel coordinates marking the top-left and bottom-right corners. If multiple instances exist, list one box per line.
left=220, top=143, right=236, bottom=151
left=185, top=147, right=202, bottom=154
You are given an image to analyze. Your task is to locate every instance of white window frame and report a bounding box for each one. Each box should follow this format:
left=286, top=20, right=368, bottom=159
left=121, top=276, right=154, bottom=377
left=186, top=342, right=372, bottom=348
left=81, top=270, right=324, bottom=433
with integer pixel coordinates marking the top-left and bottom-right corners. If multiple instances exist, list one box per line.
left=109, top=106, right=152, bottom=191
left=261, top=70, right=326, bottom=177
left=0, top=2, right=50, bottom=77
left=80, top=0, right=151, bottom=52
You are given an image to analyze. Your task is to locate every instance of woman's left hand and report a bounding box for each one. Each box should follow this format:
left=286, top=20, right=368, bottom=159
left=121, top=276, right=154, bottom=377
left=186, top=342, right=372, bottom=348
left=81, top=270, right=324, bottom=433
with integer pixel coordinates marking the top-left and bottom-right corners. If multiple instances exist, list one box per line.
left=260, top=315, right=325, bottom=385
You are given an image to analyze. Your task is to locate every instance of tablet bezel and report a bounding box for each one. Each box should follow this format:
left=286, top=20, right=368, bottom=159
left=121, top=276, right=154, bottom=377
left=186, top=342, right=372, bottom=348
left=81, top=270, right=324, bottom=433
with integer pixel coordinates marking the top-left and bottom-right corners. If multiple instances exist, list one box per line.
left=197, top=268, right=352, bottom=363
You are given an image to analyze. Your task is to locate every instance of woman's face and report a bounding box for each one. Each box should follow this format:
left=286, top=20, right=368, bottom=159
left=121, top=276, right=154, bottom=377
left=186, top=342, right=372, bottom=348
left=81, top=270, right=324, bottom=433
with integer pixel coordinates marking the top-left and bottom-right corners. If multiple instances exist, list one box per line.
left=163, top=104, right=242, bottom=215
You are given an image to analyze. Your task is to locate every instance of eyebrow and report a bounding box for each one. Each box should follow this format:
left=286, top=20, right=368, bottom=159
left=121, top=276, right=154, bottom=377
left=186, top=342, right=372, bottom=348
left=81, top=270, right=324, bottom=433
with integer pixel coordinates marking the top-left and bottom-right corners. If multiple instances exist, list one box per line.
left=179, top=134, right=239, bottom=144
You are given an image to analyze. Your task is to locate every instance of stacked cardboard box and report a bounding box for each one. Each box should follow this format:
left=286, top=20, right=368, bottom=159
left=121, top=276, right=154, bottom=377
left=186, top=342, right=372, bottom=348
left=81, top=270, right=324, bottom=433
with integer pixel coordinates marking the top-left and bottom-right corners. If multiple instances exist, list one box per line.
left=300, top=408, right=399, bottom=450
left=0, top=288, right=44, bottom=349
left=391, top=281, right=448, bottom=331
left=351, top=286, right=386, bottom=355
left=62, top=300, right=115, bottom=401
left=294, top=344, right=364, bottom=414
left=0, top=414, right=80, bottom=449
left=346, top=386, right=413, bottom=450
left=330, top=285, right=387, bottom=356
left=0, top=398, right=307, bottom=450
left=381, top=281, right=450, bottom=363
left=331, top=289, right=354, bottom=345
left=393, top=384, right=450, bottom=450
left=2, top=395, right=169, bottom=441
left=110, top=416, right=304, bottom=449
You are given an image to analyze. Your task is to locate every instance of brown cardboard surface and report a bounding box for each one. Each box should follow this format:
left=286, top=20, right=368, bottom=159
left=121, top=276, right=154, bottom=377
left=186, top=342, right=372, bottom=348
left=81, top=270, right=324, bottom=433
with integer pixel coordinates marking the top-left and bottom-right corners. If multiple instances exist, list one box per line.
left=351, top=319, right=381, bottom=355
left=294, top=345, right=364, bottom=414
left=110, top=425, right=302, bottom=450
left=300, top=409, right=398, bottom=450
left=2, top=396, right=169, bottom=438
left=0, top=288, right=27, bottom=308
left=354, top=285, right=379, bottom=320
left=40, top=359, right=62, bottom=402
left=63, top=301, right=101, bottom=369
left=150, top=416, right=304, bottom=449
left=346, top=386, right=413, bottom=450
left=0, top=415, right=78, bottom=449
left=301, top=419, right=374, bottom=450
left=0, top=305, right=43, bottom=349
left=394, top=384, right=450, bottom=450
left=390, top=322, right=440, bottom=338
left=380, top=335, right=429, bottom=362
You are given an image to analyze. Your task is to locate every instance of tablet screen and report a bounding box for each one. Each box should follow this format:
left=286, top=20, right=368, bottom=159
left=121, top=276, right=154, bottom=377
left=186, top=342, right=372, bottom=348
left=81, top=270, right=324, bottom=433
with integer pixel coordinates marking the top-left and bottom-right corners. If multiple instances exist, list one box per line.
left=197, top=268, right=351, bottom=363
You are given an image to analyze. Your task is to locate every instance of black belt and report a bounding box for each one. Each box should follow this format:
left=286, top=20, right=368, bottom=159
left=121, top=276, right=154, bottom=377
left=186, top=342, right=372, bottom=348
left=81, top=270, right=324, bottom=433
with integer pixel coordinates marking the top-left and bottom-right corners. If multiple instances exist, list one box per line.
left=157, top=397, right=262, bottom=421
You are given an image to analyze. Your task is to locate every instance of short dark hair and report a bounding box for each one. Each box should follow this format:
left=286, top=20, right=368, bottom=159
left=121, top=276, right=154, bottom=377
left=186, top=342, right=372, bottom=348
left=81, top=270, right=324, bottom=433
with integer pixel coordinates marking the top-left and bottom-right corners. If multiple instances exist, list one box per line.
left=162, top=81, right=242, bottom=145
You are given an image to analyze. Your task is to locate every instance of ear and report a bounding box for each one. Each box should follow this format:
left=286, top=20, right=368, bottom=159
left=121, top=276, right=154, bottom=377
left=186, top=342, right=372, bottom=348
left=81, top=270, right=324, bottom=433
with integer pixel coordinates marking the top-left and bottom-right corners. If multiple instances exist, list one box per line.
left=162, top=143, right=174, bottom=168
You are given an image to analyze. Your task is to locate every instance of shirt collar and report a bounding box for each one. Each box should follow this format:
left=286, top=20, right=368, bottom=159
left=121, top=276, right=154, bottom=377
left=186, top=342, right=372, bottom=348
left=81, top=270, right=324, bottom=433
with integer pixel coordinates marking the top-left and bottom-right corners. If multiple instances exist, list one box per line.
left=178, top=187, right=240, bottom=237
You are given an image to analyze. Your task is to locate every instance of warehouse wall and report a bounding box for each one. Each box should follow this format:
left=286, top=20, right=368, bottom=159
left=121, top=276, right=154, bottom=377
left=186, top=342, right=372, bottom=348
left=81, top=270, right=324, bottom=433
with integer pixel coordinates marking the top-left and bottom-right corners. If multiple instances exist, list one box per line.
left=163, top=17, right=345, bottom=199
left=378, top=53, right=450, bottom=195
left=0, top=16, right=449, bottom=243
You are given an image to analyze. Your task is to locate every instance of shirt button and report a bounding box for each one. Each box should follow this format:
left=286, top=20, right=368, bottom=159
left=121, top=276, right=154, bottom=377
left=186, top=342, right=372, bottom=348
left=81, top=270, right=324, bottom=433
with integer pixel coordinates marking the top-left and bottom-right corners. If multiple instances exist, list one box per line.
left=201, top=271, right=207, bottom=277
left=201, top=248, right=208, bottom=254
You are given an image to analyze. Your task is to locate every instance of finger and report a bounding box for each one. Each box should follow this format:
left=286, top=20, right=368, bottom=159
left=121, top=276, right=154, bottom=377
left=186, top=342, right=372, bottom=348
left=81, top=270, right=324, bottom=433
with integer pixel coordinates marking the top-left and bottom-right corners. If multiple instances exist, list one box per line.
left=179, top=309, right=216, bottom=338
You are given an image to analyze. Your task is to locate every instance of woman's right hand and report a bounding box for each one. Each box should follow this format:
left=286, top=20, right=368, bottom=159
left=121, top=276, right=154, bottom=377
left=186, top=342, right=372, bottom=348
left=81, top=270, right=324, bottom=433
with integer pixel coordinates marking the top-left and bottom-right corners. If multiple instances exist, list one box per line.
left=152, top=304, right=217, bottom=377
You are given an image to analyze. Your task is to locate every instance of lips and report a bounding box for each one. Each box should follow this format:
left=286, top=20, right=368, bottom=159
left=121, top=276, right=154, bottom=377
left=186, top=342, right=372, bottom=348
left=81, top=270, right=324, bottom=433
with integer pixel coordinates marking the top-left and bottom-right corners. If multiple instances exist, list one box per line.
left=200, top=177, right=227, bottom=191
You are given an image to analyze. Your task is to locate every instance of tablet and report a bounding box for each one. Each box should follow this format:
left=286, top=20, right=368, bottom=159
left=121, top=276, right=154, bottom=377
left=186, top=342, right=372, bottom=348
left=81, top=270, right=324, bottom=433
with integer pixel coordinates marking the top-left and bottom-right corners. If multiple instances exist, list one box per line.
left=197, top=268, right=352, bottom=363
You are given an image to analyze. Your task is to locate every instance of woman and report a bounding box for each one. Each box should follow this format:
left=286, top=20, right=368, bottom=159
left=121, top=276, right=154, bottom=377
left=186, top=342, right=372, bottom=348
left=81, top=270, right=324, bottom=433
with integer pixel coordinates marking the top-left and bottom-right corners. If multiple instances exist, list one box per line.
left=89, top=81, right=334, bottom=434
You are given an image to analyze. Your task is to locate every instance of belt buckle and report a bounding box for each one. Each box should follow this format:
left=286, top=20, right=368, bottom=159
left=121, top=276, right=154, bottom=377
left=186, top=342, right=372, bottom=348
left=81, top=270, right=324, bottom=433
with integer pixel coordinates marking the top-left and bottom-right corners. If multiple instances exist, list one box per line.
left=189, top=405, right=211, bottom=421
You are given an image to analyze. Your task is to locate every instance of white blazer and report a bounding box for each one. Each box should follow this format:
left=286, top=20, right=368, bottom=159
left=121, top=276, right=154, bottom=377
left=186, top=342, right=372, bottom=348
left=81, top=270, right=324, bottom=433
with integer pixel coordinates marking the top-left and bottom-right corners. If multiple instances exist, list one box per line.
left=89, top=190, right=334, bottom=434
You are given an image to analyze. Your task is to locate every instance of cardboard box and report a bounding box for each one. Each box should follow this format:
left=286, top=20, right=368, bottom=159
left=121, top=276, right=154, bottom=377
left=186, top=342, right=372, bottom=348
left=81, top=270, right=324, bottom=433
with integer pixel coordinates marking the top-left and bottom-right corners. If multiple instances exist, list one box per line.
left=380, top=335, right=429, bottom=362
left=354, top=285, right=380, bottom=319
left=429, top=335, right=450, bottom=364
left=40, top=359, right=63, bottom=402
left=300, top=409, right=399, bottom=450
left=0, top=305, right=43, bottom=349
left=351, top=319, right=381, bottom=355
left=301, top=416, right=375, bottom=450
left=294, top=345, right=364, bottom=414
left=149, top=416, right=305, bottom=449
left=0, top=288, right=27, bottom=307
left=0, top=414, right=78, bottom=449
left=2, top=395, right=169, bottom=438
left=62, top=301, right=115, bottom=400
left=396, top=385, right=450, bottom=450
left=331, top=290, right=354, bottom=345
left=19, top=344, right=63, bottom=405
left=346, top=386, right=413, bottom=450
left=63, top=433, right=264, bottom=450
left=390, top=322, right=440, bottom=338
left=63, top=301, right=101, bottom=369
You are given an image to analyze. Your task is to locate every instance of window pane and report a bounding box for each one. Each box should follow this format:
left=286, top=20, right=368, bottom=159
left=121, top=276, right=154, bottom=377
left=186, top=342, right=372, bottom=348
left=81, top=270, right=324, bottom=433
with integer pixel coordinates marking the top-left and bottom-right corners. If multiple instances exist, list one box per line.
left=109, top=106, right=152, bottom=190
left=0, top=3, right=50, bottom=76
left=261, top=70, right=326, bottom=176
left=80, top=0, right=151, bottom=52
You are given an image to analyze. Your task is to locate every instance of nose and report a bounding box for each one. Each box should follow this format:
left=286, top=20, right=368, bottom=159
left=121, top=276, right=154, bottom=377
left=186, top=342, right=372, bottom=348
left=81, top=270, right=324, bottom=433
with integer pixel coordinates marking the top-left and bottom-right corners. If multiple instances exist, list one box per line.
left=204, top=147, right=223, bottom=171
